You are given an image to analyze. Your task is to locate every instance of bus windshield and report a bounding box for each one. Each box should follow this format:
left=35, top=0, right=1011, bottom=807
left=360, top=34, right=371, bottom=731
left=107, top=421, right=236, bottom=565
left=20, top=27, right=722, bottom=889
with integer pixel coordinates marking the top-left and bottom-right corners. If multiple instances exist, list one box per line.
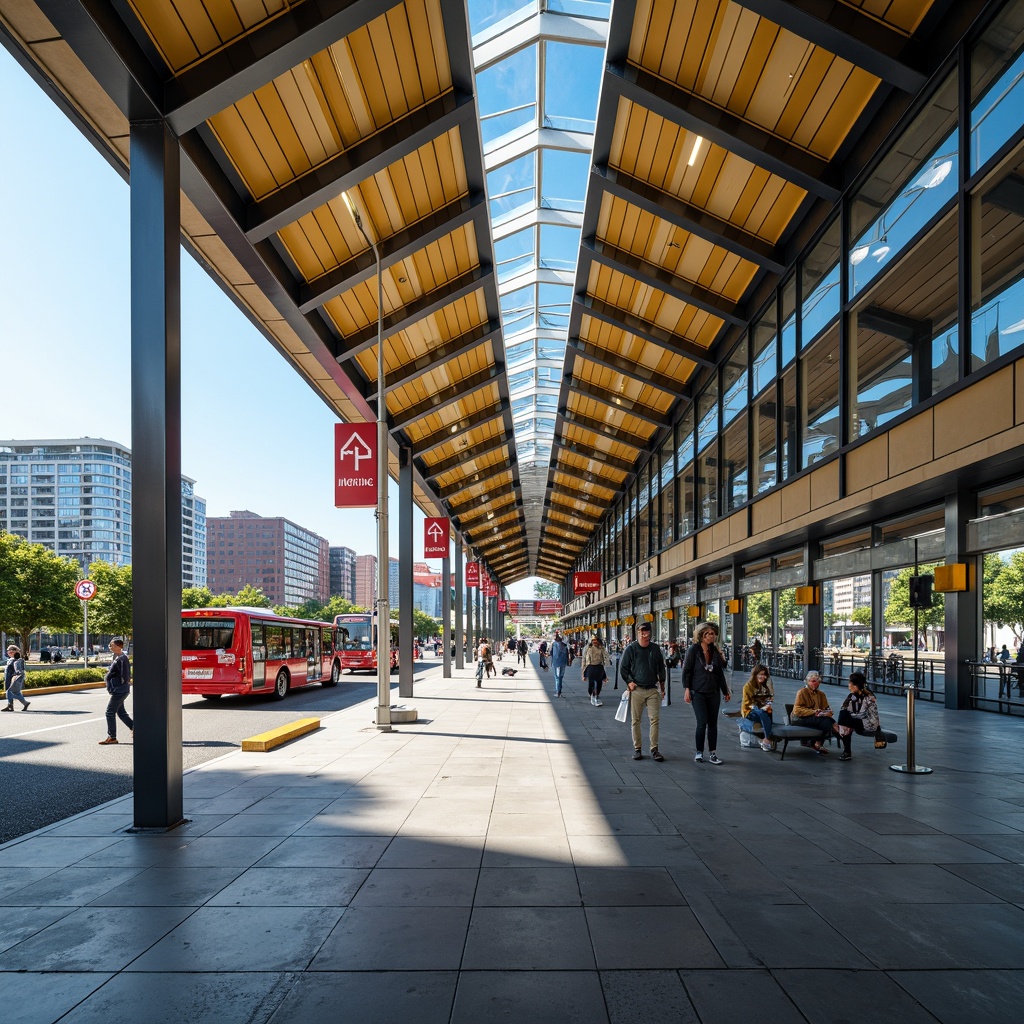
left=182, top=618, right=236, bottom=650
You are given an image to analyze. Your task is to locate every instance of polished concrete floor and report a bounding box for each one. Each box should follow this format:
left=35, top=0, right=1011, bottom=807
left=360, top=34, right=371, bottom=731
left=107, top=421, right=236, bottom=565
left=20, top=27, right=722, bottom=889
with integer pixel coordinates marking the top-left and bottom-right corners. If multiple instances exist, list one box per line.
left=2, top=656, right=1024, bottom=1023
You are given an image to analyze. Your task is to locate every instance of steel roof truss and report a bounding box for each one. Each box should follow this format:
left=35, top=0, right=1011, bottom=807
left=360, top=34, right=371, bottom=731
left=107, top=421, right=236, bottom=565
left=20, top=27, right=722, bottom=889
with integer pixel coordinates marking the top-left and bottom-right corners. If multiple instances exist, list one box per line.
left=391, top=365, right=504, bottom=431
left=412, top=401, right=510, bottom=457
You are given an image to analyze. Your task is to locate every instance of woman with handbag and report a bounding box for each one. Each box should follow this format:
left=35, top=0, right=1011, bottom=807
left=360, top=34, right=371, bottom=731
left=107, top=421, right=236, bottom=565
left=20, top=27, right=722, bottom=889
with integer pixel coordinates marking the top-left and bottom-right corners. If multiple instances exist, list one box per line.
left=682, top=622, right=732, bottom=764
left=835, top=671, right=886, bottom=761
left=580, top=635, right=610, bottom=706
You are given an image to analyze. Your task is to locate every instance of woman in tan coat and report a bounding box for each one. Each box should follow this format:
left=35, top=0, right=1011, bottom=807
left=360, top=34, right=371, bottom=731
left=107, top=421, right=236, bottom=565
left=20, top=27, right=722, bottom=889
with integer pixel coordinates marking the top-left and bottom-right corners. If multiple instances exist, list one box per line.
left=580, top=635, right=611, bottom=706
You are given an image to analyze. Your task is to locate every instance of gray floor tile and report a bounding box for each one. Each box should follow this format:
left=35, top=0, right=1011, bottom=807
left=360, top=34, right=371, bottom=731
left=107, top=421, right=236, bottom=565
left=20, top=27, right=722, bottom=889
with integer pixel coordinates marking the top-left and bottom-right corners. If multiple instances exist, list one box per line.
left=0, top=905, right=75, bottom=954
left=576, top=866, right=686, bottom=906
left=0, top=867, right=58, bottom=900
left=265, top=972, right=457, bottom=1024
left=253, top=835, right=389, bottom=868
left=601, top=970, right=700, bottom=1024
left=774, top=968, right=947, bottom=1024
left=462, top=906, right=595, bottom=969
left=87, top=865, right=243, bottom=906
left=450, top=971, right=607, bottom=1024
left=349, top=867, right=477, bottom=906
left=682, top=968, right=807, bottom=1023
left=893, top=969, right=1024, bottom=1024
left=0, top=866, right=144, bottom=906
left=482, top=834, right=573, bottom=866
left=474, top=866, right=581, bottom=906
left=207, top=867, right=368, bottom=906
left=940, top=862, right=1024, bottom=903
left=0, top=905, right=192, bottom=971
left=127, top=906, right=343, bottom=972
left=2, top=836, right=122, bottom=868
left=586, top=906, right=724, bottom=969
left=72, top=835, right=199, bottom=868
left=0, top=973, right=113, bottom=1024
left=59, top=972, right=299, bottom=1024
left=151, top=835, right=285, bottom=867
left=310, top=906, right=469, bottom=970
left=376, top=835, right=483, bottom=868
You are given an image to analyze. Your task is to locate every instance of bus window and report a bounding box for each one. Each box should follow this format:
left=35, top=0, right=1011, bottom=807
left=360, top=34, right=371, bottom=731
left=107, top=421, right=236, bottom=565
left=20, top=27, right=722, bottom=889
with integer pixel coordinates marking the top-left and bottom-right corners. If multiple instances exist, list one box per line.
left=182, top=618, right=235, bottom=650
left=265, top=625, right=284, bottom=660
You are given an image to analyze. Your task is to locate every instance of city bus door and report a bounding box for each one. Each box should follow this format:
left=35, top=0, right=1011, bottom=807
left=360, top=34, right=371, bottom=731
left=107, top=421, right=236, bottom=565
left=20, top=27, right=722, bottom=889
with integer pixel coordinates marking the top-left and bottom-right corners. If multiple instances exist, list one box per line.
left=308, top=630, right=321, bottom=681
left=251, top=623, right=267, bottom=690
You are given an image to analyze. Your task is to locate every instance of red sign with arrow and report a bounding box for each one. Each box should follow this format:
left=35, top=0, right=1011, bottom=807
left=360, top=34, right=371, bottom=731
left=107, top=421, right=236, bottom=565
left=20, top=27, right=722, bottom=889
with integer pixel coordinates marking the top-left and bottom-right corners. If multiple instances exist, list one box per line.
left=334, top=423, right=377, bottom=508
left=424, top=517, right=450, bottom=558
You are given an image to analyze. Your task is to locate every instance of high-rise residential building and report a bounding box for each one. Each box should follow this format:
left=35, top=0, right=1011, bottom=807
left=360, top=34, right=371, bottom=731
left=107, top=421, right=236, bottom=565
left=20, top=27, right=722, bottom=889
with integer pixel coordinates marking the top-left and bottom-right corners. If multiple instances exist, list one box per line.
left=206, top=510, right=329, bottom=606
left=329, top=546, right=356, bottom=602
left=388, top=556, right=400, bottom=609
left=354, top=553, right=376, bottom=609
left=0, top=438, right=206, bottom=586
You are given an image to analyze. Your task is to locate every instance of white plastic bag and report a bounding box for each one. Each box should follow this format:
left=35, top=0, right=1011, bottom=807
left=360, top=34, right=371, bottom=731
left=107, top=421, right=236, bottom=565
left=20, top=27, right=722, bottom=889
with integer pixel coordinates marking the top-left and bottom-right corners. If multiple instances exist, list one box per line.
left=615, top=692, right=629, bottom=723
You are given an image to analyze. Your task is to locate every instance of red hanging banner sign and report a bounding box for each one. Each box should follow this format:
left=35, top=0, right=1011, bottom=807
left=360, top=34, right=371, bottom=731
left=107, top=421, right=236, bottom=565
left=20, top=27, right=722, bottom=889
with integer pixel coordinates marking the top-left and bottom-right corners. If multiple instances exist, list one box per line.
left=334, top=423, right=377, bottom=508
left=423, top=517, right=450, bottom=558
left=466, top=561, right=480, bottom=588
left=573, top=571, right=602, bottom=594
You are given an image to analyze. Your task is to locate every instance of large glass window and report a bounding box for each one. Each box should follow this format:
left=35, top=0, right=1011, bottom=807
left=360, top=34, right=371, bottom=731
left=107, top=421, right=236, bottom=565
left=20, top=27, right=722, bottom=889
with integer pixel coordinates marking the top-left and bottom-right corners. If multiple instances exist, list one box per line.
left=722, top=416, right=747, bottom=513
left=801, top=325, right=841, bottom=467
left=697, top=443, right=718, bottom=527
left=801, top=220, right=841, bottom=348
left=638, top=464, right=651, bottom=562
left=781, top=276, right=797, bottom=365
left=781, top=368, right=798, bottom=482
left=755, top=384, right=777, bottom=494
left=677, top=409, right=695, bottom=536
left=971, top=0, right=1024, bottom=174
left=660, top=434, right=675, bottom=549
left=751, top=311, right=777, bottom=397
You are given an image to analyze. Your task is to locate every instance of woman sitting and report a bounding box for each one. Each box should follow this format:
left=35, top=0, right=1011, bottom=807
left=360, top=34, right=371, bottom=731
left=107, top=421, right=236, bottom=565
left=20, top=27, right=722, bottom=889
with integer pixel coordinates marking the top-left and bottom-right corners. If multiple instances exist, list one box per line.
left=791, top=669, right=834, bottom=754
left=741, top=664, right=775, bottom=751
left=835, top=671, right=885, bottom=761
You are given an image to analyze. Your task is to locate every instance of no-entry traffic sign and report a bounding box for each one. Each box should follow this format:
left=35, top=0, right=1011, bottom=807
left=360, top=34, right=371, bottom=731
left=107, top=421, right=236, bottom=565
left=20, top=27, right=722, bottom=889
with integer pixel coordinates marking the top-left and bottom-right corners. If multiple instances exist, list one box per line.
left=75, top=579, right=97, bottom=601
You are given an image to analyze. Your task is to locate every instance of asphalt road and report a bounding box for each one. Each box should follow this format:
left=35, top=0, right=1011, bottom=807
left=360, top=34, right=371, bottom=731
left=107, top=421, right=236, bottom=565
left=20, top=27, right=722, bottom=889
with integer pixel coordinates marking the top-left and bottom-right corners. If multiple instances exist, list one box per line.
left=0, top=664, right=427, bottom=844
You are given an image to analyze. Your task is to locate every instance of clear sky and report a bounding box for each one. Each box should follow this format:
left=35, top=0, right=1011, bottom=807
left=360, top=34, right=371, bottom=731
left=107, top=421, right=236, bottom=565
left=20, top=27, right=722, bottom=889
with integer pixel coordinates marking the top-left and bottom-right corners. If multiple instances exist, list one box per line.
left=0, top=47, right=539, bottom=599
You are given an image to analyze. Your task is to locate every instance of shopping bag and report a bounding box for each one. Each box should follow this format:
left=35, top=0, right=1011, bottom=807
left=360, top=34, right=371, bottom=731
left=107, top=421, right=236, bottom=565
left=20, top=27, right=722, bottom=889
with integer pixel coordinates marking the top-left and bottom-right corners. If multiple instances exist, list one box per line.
left=614, top=692, right=629, bottom=723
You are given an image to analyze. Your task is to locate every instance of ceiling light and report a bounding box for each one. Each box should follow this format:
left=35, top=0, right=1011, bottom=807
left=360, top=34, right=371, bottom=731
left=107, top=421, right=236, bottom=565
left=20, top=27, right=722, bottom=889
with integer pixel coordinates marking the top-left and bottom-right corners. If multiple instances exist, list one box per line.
left=450, top=424, right=459, bottom=434
left=687, top=135, right=704, bottom=167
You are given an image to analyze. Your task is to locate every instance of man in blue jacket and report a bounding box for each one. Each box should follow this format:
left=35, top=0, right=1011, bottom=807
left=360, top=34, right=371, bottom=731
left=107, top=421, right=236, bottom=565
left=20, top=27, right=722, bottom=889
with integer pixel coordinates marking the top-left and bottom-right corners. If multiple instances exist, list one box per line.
left=99, top=637, right=133, bottom=745
left=550, top=632, right=569, bottom=697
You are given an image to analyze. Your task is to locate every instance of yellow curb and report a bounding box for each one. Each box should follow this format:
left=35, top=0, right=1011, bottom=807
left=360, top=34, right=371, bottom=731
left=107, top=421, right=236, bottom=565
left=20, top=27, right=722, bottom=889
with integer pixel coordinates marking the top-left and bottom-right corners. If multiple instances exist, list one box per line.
left=241, top=717, right=320, bottom=752
left=2, top=681, right=109, bottom=698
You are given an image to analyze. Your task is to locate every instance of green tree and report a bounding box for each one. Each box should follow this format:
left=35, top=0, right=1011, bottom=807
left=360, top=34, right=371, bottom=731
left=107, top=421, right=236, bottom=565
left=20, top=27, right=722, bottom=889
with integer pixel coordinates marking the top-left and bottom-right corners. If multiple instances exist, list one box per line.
left=986, top=550, right=1024, bottom=644
left=182, top=586, right=213, bottom=609
left=533, top=580, right=561, bottom=601
left=0, top=534, right=80, bottom=651
left=226, top=585, right=269, bottom=608
left=884, top=564, right=945, bottom=632
left=745, top=591, right=772, bottom=641
left=850, top=606, right=872, bottom=626
left=87, top=561, right=134, bottom=639
left=324, top=595, right=367, bottom=618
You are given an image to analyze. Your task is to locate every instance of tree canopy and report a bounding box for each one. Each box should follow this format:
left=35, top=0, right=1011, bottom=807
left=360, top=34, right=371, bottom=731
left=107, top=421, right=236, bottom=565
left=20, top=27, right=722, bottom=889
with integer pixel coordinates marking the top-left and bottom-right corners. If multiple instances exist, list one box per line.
left=533, top=580, right=561, bottom=601
left=0, top=534, right=81, bottom=650
left=985, top=550, right=1024, bottom=643
left=884, top=564, right=944, bottom=633
left=87, top=560, right=134, bottom=639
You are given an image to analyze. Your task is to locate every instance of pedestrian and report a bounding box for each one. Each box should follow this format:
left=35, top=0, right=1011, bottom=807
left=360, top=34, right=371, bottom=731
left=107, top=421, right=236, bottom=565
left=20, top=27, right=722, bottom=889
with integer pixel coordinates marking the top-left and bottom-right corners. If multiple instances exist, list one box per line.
left=619, top=622, right=667, bottom=761
left=3, top=645, right=30, bottom=711
left=550, top=631, right=569, bottom=697
left=682, top=621, right=732, bottom=764
left=538, top=639, right=548, bottom=670
left=999, top=644, right=1011, bottom=664
left=99, top=637, right=133, bottom=744
left=476, top=639, right=488, bottom=687
left=517, top=638, right=527, bottom=666
left=750, top=636, right=763, bottom=664
left=482, top=638, right=495, bottom=678
left=581, top=634, right=610, bottom=705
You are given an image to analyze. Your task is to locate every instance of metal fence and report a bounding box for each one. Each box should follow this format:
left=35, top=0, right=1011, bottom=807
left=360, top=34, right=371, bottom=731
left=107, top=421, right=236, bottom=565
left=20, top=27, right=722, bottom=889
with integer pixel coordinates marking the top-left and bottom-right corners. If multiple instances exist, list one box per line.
left=966, top=662, right=1024, bottom=715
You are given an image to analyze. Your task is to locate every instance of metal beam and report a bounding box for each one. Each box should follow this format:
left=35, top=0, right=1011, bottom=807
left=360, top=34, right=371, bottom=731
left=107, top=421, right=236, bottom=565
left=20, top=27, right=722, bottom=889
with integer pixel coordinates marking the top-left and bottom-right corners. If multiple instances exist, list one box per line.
left=340, top=270, right=495, bottom=362
left=541, top=516, right=591, bottom=542
left=578, top=297, right=715, bottom=369
left=381, top=322, right=500, bottom=393
left=458, top=499, right=518, bottom=530
left=165, top=0, right=389, bottom=132
left=548, top=480, right=611, bottom=510
left=425, top=434, right=509, bottom=480
left=736, top=0, right=927, bottom=93
left=594, top=165, right=787, bottom=274
left=411, top=402, right=509, bottom=457
left=581, top=238, right=745, bottom=326
left=246, top=91, right=476, bottom=241
left=390, top=365, right=503, bottom=431
left=560, top=407, right=651, bottom=451
left=565, top=379, right=664, bottom=427
left=567, top=336, right=687, bottom=397
left=298, top=193, right=488, bottom=312
left=552, top=438, right=636, bottom=475
left=546, top=497, right=605, bottom=526
left=436, top=463, right=512, bottom=502
left=858, top=306, right=930, bottom=345
left=605, top=62, right=842, bottom=202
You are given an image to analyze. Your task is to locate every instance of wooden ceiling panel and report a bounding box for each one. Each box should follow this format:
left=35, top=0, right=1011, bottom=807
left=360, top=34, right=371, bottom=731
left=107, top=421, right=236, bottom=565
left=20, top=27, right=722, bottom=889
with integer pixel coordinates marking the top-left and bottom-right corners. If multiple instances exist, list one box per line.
left=433, top=453, right=509, bottom=492
left=130, top=0, right=263, bottom=72
left=563, top=425, right=639, bottom=465
left=388, top=355, right=498, bottom=417
left=568, top=396, right=657, bottom=442
left=852, top=0, right=936, bottom=35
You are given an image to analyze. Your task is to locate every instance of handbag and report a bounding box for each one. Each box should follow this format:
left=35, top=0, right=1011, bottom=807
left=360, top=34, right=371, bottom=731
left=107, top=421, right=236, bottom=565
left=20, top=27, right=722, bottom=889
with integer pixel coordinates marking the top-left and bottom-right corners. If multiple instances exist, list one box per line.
left=614, top=692, right=629, bottom=723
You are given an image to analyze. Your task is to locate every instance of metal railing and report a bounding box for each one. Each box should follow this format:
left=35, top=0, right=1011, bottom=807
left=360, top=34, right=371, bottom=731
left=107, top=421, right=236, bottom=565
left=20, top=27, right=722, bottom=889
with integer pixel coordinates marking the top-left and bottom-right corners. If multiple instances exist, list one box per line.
left=966, top=661, right=1024, bottom=715
left=812, top=649, right=944, bottom=701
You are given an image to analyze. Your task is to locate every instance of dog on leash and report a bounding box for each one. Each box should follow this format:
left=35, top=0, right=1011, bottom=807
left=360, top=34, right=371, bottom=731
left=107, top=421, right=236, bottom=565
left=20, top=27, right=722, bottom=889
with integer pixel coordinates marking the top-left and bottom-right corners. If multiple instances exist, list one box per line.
left=501, top=667, right=517, bottom=677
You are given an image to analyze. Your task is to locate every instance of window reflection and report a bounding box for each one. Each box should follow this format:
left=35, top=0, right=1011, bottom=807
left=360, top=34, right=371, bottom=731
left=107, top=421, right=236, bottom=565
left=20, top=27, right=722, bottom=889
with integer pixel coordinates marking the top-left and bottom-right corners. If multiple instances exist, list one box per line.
left=971, top=0, right=1024, bottom=173
left=801, top=327, right=840, bottom=467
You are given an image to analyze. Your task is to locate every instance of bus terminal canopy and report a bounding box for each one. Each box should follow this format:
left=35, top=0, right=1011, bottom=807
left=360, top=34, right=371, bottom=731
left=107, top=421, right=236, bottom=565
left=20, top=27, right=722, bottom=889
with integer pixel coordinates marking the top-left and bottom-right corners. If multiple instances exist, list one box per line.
left=0, top=0, right=964, bottom=586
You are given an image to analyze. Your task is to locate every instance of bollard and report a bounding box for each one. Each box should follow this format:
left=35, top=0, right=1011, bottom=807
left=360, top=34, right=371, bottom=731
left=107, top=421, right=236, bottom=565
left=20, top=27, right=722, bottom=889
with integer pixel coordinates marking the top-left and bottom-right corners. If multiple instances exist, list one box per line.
left=890, top=682, right=932, bottom=774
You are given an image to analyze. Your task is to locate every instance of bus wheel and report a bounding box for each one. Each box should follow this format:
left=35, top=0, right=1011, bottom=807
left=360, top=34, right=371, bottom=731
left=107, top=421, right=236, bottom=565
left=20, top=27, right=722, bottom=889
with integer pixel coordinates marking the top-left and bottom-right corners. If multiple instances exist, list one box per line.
left=323, top=661, right=340, bottom=687
left=272, top=669, right=289, bottom=700
left=201, top=694, right=222, bottom=701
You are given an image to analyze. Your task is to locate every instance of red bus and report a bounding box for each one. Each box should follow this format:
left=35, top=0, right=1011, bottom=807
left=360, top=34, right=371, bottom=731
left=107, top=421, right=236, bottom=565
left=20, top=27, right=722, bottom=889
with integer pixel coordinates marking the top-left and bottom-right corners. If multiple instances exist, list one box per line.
left=333, top=612, right=399, bottom=674
left=181, top=608, right=340, bottom=700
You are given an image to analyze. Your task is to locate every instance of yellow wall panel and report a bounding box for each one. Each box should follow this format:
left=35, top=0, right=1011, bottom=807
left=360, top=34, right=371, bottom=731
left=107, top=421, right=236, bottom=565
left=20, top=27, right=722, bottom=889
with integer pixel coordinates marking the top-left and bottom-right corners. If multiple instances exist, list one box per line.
left=889, top=410, right=935, bottom=476
left=810, top=461, right=840, bottom=509
left=846, top=435, right=889, bottom=492
left=934, top=367, right=1014, bottom=457
left=752, top=490, right=782, bottom=535
left=780, top=474, right=811, bottom=523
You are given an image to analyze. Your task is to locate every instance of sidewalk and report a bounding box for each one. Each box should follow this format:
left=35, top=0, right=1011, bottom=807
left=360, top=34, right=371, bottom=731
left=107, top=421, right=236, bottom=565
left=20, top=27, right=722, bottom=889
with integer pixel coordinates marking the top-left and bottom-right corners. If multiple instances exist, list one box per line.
left=2, top=656, right=1024, bottom=1023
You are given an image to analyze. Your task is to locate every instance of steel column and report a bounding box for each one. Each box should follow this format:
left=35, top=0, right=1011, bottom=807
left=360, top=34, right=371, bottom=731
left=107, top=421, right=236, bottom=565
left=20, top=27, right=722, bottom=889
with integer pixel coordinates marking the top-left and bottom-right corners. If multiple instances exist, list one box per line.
left=442, top=553, right=451, bottom=677
left=945, top=489, right=977, bottom=710
left=129, top=119, right=183, bottom=830
left=455, top=542, right=464, bottom=670
left=398, top=446, right=414, bottom=698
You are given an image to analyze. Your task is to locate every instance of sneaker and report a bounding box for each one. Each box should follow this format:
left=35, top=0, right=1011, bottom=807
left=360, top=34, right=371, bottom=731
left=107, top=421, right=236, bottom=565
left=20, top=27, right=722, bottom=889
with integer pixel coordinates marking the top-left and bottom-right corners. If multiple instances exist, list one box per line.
left=593, top=699, right=603, bottom=707
left=651, top=748, right=664, bottom=762
left=98, top=737, right=118, bottom=745
left=1, top=706, right=12, bottom=712
left=633, top=748, right=643, bottom=760
left=590, top=695, right=597, bottom=706
left=839, top=752, right=851, bottom=761
left=709, top=752, right=724, bottom=765
left=694, top=752, right=704, bottom=763
left=760, top=740, right=773, bottom=751
left=22, top=702, right=30, bottom=711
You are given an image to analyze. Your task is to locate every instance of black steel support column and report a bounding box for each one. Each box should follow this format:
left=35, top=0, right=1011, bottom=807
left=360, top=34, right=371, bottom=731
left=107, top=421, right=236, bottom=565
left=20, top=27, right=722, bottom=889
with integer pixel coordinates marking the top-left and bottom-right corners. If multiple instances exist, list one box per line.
left=945, top=489, right=977, bottom=710
left=803, top=543, right=823, bottom=674
left=398, top=446, right=414, bottom=698
left=129, top=119, right=183, bottom=830
left=442, top=553, right=451, bottom=677
left=454, top=542, right=464, bottom=670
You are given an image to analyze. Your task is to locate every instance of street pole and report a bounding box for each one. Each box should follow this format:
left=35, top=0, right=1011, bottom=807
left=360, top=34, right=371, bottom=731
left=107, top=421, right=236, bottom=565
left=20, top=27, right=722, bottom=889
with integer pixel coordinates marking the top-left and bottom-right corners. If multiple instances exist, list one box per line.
left=344, top=192, right=391, bottom=732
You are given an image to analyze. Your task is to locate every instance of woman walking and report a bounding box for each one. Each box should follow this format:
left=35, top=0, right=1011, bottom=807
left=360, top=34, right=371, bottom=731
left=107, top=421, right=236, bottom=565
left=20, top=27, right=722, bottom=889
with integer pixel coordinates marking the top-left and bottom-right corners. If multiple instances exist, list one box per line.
left=580, top=635, right=610, bottom=706
left=3, top=645, right=31, bottom=711
left=682, top=622, right=731, bottom=764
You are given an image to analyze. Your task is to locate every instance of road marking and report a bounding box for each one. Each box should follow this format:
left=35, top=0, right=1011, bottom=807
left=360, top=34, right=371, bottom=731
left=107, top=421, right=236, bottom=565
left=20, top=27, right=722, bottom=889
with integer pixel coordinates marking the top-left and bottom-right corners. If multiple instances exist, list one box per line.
left=3, top=717, right=106, bottom=739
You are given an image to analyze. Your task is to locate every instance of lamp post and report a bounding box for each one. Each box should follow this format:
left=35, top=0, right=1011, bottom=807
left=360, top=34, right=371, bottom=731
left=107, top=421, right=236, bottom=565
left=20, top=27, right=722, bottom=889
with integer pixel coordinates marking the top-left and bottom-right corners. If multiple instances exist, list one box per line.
left=344, top=192, right=391, bottom=731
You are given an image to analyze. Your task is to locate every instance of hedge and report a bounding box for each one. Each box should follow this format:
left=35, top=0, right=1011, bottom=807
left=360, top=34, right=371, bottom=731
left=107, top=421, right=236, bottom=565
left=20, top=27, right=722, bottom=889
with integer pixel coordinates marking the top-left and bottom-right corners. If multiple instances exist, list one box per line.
left=20, top=668, right=107, bottom=690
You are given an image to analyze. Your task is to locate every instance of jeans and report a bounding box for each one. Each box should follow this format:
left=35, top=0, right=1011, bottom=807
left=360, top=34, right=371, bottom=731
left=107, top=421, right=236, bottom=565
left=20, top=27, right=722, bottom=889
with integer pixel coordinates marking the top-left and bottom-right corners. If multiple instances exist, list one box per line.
left=630, top=686, right=661, bottom=750
left=553, top=664, right=565, bottom=695
left=6, top=671, right=28, bottom=708
left=691, top=690, right=722, bottom=752
left=745, top=706, right=773, bottom=739
left=105, top=691, right=133, bottom=738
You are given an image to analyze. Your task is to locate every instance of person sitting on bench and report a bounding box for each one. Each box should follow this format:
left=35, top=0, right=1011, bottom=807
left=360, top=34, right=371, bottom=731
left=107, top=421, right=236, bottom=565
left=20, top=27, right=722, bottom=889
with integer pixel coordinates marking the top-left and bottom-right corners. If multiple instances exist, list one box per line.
left=741, top=663, right=775, bottom=752
left=791, top=669, right=834, bottom=754
left=835, top=672, right=885, bottom=761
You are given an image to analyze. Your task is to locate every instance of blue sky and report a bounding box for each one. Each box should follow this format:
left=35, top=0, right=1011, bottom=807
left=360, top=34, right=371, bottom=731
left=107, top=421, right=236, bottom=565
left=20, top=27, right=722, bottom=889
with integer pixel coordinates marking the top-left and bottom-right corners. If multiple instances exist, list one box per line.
left=0, top=47, right=538, bottom=598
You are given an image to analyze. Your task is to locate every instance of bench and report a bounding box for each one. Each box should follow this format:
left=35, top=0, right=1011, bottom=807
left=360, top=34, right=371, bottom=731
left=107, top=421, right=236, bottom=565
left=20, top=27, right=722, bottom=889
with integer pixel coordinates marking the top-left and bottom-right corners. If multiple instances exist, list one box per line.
left=730, top=705, right=898, bottom=761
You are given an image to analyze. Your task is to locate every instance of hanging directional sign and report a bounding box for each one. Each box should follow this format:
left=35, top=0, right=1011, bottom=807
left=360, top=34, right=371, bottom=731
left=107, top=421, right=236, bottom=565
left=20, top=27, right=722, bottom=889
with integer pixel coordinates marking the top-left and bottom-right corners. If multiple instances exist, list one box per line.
left=573, top=571, right=602, bottom=594
left=466, top=561, right=480, bottom=588
left=334, top=423, right=377, bottom=508
left=423, top=517, right=450, bottom=559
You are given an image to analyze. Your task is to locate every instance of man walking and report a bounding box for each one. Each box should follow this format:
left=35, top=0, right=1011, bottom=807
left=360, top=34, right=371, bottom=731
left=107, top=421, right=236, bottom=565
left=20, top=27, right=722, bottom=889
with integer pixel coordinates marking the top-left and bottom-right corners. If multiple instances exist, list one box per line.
left=98, top=637, right=133, bottom=744
left=550, top=631, right=569, bottom=697
left=618, top=622, right=667, bottom=761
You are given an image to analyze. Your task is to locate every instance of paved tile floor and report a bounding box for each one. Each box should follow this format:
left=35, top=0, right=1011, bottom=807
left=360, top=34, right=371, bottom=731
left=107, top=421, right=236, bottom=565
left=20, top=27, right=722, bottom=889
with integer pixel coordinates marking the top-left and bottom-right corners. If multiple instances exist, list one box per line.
left=3, top=657, right=1024, bottom=1023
